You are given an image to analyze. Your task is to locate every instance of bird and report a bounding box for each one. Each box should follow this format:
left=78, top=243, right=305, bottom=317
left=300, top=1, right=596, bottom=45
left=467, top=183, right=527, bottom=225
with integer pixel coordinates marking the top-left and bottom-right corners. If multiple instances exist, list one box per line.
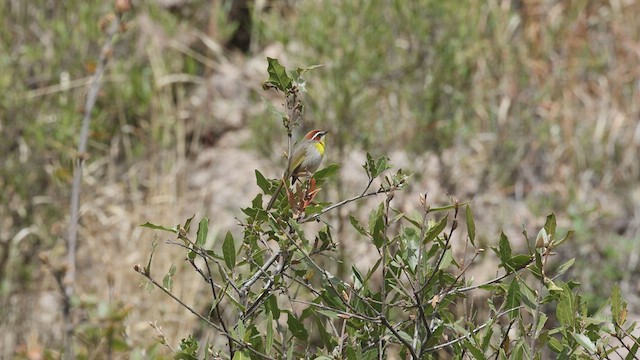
left=266, top=129, right=328, bottom=210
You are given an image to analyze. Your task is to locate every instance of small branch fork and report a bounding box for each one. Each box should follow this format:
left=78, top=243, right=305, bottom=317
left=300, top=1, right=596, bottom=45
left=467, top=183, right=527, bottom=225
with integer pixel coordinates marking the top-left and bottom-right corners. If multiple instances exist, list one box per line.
left=134, top=264, right=276, bottom=360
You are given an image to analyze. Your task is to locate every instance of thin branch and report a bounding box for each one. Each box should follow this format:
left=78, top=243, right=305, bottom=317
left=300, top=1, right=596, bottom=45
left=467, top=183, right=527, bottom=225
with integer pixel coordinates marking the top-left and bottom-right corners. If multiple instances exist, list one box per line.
left=614, top=323, right=640, bottom=356
left=493, top=318, right=515, bottom=360
left=239, top=251, right=281, bottom=298
left=203, top=256, right=233, bottom=357
left=424, top=306, right=523, bottom=352
left=412, top=194, right=433, bottom=348
left=438, top=251, right=482, bottom=298
left=418, top=203, right=461, bottom=296
left=379, top=192, right=394, bottom=359
left=443, top=260, right=534, bottom=297
left=378, top=316, right=420, bottom=360
left=65, top=12, right=122, bottom=360
left=166, top=239, right=241, bottom=295
left=134, top=266, right=276, bottom=360
left=242, top=252, right=288, bottom=320
left=300, top=187, right=390, bottom=223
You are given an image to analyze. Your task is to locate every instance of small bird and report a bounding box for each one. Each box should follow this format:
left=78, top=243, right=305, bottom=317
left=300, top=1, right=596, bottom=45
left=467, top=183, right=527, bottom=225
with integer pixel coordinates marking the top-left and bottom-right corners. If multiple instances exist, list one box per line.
left=266, top=129, right=328, bottom=210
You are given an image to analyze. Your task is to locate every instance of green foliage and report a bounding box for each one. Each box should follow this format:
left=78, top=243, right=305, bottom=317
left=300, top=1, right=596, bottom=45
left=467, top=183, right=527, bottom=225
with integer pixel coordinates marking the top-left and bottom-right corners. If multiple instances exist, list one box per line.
left=138, top=58, right=639, bottom=359
left=265, top=58, right=293, bottom=92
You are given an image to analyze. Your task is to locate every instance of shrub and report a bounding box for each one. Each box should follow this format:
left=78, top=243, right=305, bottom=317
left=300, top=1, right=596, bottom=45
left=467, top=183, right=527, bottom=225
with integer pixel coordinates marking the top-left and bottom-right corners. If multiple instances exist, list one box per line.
left=138, top=59, right=639, bottom=359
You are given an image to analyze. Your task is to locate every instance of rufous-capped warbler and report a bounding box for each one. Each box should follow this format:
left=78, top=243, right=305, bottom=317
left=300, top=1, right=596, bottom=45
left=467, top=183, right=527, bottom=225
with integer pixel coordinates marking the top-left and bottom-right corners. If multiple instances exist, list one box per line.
left=266, top=129, right=328, bottom=210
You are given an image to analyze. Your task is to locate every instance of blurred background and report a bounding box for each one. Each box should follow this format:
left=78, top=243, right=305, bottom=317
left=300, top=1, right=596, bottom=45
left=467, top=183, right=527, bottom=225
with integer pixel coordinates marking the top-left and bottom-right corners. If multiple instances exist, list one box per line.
left=1, top=0, right=639, bottom=357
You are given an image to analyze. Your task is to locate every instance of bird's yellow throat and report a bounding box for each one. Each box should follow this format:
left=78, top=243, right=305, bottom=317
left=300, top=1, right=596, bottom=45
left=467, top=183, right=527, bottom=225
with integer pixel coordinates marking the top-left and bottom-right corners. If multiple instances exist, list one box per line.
left=314, top=140, right=325, bottom=156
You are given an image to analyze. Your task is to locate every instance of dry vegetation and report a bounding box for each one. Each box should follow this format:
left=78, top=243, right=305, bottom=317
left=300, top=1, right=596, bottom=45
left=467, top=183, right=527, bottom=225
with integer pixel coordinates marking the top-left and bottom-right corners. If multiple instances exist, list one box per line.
left=1, top=0, right=639, bottom=358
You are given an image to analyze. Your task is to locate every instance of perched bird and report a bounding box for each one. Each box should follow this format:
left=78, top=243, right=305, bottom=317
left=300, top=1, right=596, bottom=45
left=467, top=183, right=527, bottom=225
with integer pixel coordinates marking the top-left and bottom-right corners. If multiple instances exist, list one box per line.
left=266, top=130, right=328, bottom=210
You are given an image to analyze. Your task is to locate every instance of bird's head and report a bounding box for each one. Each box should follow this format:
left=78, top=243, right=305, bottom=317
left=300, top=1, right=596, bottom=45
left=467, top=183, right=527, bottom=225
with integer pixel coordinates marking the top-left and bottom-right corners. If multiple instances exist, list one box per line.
left=305, top=129, right=328, bottom=155
left=305, top=130, right=328, bottom=143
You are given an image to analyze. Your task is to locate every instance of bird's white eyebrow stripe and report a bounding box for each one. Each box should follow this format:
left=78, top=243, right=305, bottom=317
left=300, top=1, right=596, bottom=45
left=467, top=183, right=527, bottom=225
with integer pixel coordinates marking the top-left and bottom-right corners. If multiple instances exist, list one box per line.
left=311, top=131, right=326, bottom=141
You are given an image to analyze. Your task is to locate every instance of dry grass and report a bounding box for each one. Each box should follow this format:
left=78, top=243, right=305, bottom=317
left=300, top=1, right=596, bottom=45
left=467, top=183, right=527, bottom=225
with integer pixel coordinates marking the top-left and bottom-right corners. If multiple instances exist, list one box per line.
left=1, top=0, right=640, bottom=357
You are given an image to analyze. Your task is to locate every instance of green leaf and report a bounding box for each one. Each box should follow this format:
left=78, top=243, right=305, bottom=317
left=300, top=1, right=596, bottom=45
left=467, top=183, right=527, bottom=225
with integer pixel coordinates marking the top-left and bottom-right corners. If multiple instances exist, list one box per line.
left=313, top=164, right=341, bottom=184
left=465, top=205, right=476, bottom=246
left=255, top=170, right=271, bottom=194
left=363, top=153, right=390, bottom=179
left=265, top=295, right=280, bottom=319
left=371, top=203, right=386, bottom=248
left=555, top=258, right=575, bottom=277
left=556, top=287, right=574, bottom=327
left=506, top=279, right=521, bottom=319
left=251, top=193, right=264, bottom=210
left=423, top=215, right=448, bottom=244
left=543, top=213, right=556, bottom=242
left=555, top=230, right=574, bottom=247
left=139, top=222, right=177, bottom=233
left=535, top=313, right=548, bottom=338
left=481, top=322, right=494, bottom=351
left=287, top=312, right=308, bottom=341
left=396, top=330, right=413, bottom=345
left=196, top=217, right=209, bottom=247
left=547, top=336, right=563, bottom=353
left=519, top=282, right=538, bottom=312
left=363, top=153, right=376, bottom=178
left=611, top=283, right=622, bottom=325
left=493, top=232, right=512, bottom=268
left=144, top=239, right=159, bottom=275
left=544, top=278, right=563, bottom=293
left=352, top=265, right=365, bottom=290
left=439, top=248, right=454, bottom=270
left=183, top=214, right=196, bottom=233
left=403, top=227, right=420, bottom=271
left=571, top=332, right=596, bottom=353
left=375, top=155, right=391, bottom=176
left=396, top=210, right=422, bottom=228
left=163, top=264, right=176, bottom=291
left=266, top=57, right=292, bottom=91
left=625, top=341, right=639, bottom=360
left=295, top=64, right=323, bottom=78
left=175, top=352, right=198, bottom=360
left=535, top=227, right=549, bottom=248
left=265, top=313, right=274, bottom=351
left=531, top=249, right=544, bottom=279
left=178, top=334, right=198, bottom=356
left=512, top=342, right=525, bottom=360
left=222, top=231, right=236, bottom=270
left=313, top=314, right=336, bottom=351
left=232, top=351, right=251, bottom=360
left=464, top=340, right=486, bottom=359
left=349, top=215, right=368, bottom=236
left=316, top=309, right=339, bottom=319
left=509, top=254, right=533, bottom=269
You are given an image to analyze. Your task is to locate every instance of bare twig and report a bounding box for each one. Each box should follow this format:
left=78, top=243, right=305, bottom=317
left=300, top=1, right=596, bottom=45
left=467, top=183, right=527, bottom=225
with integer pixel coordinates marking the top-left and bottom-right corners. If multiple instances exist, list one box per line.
left=613, top=323, right=640, bottom=357
left=300, top=187, right=390, bottom=223
left=21, top=74, right=125, bottom=99
left=419, top=203, right=459, bottom=294
left=239, top=251, right=281, bottom=298
left=493, top=318, right=515, bottom=359
left=412, top=194, right=433, bottom=349
left=379, top=192, right=394, bottom=359
left=134, top=266, right=276, bottom=360
left=64, top=12, right=122, bottom=360
left=242, top=252, right=288, bottom=320
left=424, top=306, right=524, bottom=352
left=202, top=256, right=233, bottom=357
left=445, top=270, right=516, bottom=296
